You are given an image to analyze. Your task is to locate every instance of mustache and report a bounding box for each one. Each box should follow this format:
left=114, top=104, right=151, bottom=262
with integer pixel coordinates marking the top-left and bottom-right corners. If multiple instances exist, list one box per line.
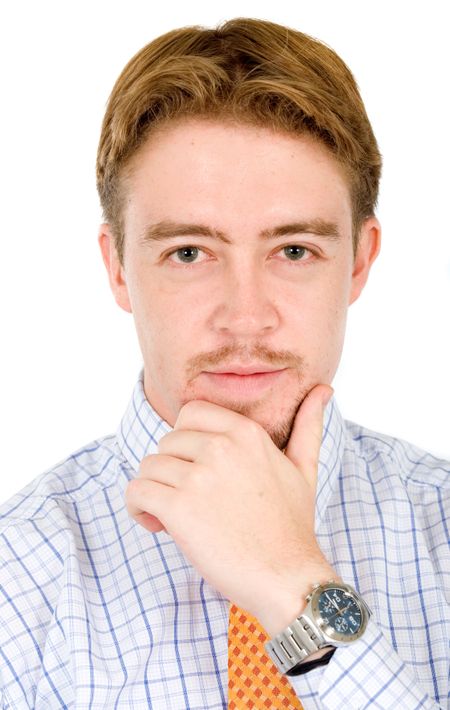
left=186, top=343, right=304, bottom=379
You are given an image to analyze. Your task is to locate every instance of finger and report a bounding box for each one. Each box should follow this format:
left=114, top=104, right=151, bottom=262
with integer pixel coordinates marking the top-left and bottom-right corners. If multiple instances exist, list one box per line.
left=135, top=512, right=166, bottom=534
left=284, top=385, right=333, bottom=490
left=158, top=429, right=224, bottom=463
left=138, top=453, right=193, bottom=488
left=174, top=398, right=250, bottom=433
left=126, top=477, right=176, bottom=531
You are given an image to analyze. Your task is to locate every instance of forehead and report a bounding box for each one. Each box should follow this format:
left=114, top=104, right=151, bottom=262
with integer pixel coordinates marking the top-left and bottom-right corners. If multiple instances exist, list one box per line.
left=122, top=117, right=353, bottom=236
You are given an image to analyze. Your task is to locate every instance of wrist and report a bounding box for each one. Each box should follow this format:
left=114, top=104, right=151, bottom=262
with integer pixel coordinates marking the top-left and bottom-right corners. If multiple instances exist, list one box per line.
left=256, top=562, right=341, bottom=638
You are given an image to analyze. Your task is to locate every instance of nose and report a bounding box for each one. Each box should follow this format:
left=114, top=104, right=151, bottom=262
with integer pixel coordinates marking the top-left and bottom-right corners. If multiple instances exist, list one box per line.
left=209, top=262, right=280, bottom=338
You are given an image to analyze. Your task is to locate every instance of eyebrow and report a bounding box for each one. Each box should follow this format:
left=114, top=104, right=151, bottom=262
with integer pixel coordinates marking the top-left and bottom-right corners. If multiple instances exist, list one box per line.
left=139, top=218, right=342, bottom=246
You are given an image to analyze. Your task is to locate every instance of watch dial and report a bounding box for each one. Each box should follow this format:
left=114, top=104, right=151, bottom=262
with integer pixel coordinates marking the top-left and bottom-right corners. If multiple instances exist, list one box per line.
left=318, top=588, right=362, bottom=636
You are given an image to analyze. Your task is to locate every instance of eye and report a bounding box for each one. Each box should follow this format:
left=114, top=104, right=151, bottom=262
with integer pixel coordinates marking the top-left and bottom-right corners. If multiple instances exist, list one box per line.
left=166, top=246, right=208, bottom=264
left=278, top=245, right=314, bottom=262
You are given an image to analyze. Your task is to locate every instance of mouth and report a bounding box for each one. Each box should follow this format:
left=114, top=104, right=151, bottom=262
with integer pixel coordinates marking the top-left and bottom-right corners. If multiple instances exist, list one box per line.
left=199, top=367, right=288, bottom=397
left=204, top=364, right=284, bottom=375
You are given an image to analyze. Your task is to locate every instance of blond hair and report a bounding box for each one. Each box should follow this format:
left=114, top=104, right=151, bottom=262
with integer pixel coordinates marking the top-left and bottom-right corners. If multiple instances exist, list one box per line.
left=96, top=17, right=382, bottom=265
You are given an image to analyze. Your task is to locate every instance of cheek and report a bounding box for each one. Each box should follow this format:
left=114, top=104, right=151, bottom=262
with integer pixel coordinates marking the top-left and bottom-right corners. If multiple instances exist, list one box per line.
left=124, top=273, right=176, bottom=367
left=127, top=254, right=214, bottom=360
left=135, top=286, right=205, bottom=375
left=298, top=276, right=349, bottom=366
left=320, top=295, right=349, bottom=375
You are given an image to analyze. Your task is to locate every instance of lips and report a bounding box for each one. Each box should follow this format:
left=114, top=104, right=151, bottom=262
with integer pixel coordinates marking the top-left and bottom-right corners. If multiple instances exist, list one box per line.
left=200, top=367, right=287, bottom=397
left=205, top=365, right=284, bottom=375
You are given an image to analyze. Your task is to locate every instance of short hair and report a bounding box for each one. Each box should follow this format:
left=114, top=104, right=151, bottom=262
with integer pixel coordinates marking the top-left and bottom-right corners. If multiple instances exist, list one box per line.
left=96, top=17, right=382, bottom=266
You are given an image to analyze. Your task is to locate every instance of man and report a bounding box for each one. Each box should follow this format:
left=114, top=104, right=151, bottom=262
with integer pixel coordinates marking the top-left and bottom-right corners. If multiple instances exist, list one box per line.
left=0, top=16, right=448, bottom=710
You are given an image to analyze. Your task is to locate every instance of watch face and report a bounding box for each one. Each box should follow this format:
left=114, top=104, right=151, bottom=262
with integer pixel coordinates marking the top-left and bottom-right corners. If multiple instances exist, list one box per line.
left=310, top=583, right=369, bottom=644
left=318, top=588, right=362, bottom=636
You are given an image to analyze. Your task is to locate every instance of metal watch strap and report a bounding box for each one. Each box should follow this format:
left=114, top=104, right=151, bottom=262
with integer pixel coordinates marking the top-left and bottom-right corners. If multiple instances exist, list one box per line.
left=265, top=612, right=332, bottom=675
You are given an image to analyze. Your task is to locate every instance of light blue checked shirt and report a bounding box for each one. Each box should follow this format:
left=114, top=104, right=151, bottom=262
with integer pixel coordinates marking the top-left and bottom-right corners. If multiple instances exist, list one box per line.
left=1, top=366, right=449, bottom=709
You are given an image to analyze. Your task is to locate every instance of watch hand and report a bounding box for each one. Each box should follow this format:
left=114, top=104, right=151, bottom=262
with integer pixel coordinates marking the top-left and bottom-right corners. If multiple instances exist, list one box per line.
left=325, top=593, right=340, bottom=612
left=333, top=603, right=352, bottom=620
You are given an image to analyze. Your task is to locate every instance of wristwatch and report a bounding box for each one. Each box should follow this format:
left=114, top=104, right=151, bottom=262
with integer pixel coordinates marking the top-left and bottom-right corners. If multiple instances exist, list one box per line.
left=265, top=580, right=372, bottom=676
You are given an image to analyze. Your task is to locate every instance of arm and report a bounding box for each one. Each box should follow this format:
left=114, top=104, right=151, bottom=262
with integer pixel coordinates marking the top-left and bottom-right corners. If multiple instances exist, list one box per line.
left=287, top=618, right=445, bottom=709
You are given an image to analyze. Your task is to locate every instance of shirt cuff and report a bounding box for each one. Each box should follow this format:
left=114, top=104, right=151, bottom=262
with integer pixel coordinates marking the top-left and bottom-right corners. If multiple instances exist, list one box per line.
left=286, top=618, right=442, bottom=709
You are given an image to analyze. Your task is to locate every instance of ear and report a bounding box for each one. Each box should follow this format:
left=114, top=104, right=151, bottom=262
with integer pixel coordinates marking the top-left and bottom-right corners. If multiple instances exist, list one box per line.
left=349, top=216, right=381, bottom=305
left=98, top=224, right=132, bottom=313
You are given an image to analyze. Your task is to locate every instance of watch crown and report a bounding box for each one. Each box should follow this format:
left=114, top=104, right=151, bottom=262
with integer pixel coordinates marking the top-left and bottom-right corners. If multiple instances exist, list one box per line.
left=305, top=594, right=312, bottom=601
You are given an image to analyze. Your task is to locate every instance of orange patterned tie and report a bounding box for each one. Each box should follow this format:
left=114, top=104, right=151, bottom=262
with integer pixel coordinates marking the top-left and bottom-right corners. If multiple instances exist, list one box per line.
left=228, top=602, right=304, bottom=709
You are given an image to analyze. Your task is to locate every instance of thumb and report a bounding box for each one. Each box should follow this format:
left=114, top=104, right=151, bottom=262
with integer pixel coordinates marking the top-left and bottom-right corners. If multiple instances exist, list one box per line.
left=284, top=384, right=334, bottom=490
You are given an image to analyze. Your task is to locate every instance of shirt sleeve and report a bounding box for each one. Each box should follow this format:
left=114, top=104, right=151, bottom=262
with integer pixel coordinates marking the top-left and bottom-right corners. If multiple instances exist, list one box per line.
left=286, top=619, right=444, bottom=709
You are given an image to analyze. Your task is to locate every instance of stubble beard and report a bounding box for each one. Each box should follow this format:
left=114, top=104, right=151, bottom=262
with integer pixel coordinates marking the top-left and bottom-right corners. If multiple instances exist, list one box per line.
left=179, top=387, right=305, bottom=451
left=214, top=394, right=303, bottom=450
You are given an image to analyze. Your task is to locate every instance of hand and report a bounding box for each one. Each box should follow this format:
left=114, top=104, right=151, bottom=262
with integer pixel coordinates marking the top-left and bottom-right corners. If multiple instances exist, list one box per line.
left=125, top=384, right=338, bottom=634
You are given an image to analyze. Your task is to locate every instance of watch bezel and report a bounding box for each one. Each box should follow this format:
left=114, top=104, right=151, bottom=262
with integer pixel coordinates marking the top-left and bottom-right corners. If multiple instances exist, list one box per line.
left=309, top=581, right=370, bottom=645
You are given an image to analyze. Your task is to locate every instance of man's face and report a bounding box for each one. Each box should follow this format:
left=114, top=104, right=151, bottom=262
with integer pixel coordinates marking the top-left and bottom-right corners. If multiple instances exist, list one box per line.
left=100, top=118, right=380, bottom=449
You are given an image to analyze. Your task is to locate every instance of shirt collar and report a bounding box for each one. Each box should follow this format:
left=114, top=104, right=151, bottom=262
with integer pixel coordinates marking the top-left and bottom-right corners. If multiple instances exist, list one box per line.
left=116, top=365, right=346, bottom=529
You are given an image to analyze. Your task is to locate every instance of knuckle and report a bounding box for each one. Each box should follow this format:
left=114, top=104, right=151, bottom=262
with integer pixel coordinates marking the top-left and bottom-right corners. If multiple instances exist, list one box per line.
left=157, top=433, right=171, bottom=454
left=179, top=399, right=204, bottom=417
left=241, top=417, right=265, bottom=442
left=205, top=433, right=231, bottom=457
left=188, top=466, right=204, bottom=489
left=176, top=399, right=206, bottom=428
left=138, top=453, right=159, bottom=477
left=125, top=478, right=144, bottom=507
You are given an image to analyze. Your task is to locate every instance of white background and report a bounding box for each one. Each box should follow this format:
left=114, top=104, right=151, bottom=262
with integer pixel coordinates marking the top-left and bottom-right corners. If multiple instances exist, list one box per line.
left=0, top=1, right=449, bottom=504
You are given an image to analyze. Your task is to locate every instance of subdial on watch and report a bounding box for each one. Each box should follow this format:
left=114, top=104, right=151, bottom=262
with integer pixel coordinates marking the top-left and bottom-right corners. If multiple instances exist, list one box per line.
left=321, top=599, right=335, bottom=616
left=334, top=616, right=349, bottom=633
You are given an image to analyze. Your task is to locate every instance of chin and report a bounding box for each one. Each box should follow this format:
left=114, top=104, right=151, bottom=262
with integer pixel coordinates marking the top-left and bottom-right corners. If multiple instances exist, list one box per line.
left=192, top=392, right=303, bottom=451
left=267, top=418, right=297, bottom=451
